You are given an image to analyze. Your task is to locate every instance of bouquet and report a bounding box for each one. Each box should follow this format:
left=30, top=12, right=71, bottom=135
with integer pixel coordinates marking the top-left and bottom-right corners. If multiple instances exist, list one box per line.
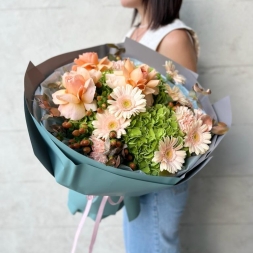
left=24, top=38, right=231, bottom=252
left=34, top=50, right=227, bottom=177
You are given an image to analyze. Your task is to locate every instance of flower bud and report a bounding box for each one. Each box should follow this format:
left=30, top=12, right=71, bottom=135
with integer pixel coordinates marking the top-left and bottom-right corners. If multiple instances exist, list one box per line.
left=110, top=139, right=117, bottom=147
left=72, top=130, right=80, bottom=137
left=97, top=108, right=104, bottom=114
left=109, top=131, right=117, bottom=139
left=116, top=140, right=122, bottom=148
left=78, top=128, right=86, bottom=134
left=73, top=143, right=80, bottom=149
left=129, top=162, right=137, bottom=170
left=80, top=123, right=88, bottom=129
left=85, top=110, right=92, bottom=117
left=107, top=158, right=116, bottom=166
left=83, top=147, right=91, bottom=154
left=96, top=82, right=102, bottom=88
left=80, top=139, right=91, bottom=147
left=168, top=102, right=174, bottom=108
left=126, top=154, right=134, bottom=161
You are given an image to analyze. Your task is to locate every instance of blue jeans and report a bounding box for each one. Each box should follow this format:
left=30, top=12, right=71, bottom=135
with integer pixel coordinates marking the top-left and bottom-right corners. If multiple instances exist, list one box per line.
left=123, top=182, right=189, bottom=253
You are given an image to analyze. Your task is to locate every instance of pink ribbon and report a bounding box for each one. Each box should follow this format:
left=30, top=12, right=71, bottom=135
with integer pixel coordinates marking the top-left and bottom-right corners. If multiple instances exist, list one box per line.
left=71, top=195, right=94, bottom=253
left=71, top=195, right=124, bottom=253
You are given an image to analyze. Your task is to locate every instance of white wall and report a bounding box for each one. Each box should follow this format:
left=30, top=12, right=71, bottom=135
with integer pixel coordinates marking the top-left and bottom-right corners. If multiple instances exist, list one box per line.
left=0, top=0, right=252, bottom=252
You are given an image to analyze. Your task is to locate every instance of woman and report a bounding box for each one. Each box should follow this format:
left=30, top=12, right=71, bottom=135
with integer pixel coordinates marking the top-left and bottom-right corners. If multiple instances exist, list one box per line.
left=121, top=0, right=199, bottom=252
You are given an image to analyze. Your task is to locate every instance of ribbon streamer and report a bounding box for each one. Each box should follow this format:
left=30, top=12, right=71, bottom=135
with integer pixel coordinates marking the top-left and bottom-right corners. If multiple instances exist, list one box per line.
left=71, top=195, right=124, bottom=253
left=71, top=195, right=94, bottom=253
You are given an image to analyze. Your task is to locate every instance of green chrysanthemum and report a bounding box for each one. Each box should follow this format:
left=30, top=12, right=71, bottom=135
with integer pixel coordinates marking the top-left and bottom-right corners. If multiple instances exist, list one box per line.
left=122, top=104, right=184, bottom=175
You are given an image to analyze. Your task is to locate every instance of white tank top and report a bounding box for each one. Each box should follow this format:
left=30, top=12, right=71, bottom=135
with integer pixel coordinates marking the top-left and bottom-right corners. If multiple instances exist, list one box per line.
left=125, top=19, right=200, bottom=57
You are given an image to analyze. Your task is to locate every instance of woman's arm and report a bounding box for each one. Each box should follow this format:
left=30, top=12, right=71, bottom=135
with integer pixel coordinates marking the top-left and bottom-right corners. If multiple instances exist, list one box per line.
left=157, top=29, right=198, bottom=72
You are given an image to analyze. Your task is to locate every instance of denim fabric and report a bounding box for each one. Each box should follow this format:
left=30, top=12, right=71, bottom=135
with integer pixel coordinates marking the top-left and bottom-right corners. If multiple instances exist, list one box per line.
left=123, top=182, right=189, bottom=253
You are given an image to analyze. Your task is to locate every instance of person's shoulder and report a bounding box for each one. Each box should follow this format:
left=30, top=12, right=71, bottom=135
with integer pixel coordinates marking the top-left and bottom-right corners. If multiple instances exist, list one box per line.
left=157, top=29, right=197, bottom=72
left=161, top=29, right=193, bottom=48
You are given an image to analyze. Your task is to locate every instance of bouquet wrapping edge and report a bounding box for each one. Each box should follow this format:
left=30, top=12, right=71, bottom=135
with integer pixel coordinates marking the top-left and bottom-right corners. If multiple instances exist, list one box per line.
left=24, top=38, right=232, bottom=222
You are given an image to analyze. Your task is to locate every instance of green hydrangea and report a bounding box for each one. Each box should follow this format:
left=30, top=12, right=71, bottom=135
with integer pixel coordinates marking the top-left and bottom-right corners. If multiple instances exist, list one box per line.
left=122, top=104, right=184, bottom=176
left=153, top=74, right=174, bottom=106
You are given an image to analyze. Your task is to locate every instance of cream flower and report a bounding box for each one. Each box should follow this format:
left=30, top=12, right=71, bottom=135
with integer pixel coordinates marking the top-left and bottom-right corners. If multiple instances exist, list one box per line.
left=107, top=84, right=146, bottom=119
left=92, top=110, right=130, bottom=139
left=52, top=67, right=97, bottom=120
left=166, top=85, right=192, bottom=107
left=152, top=137, right=186, bottom=174
left=184, top=120, right=211, bottom=155
left=175, top=106, right=194, bottom=133
left=89, top=69, right=102, bottom=83
left=106, top=71, right=126, bottom=89
left=105, top=59, right=135, bottom=89
left=112, top=60, right=125, bottom=70
left=165, top=61, right=186, bottom=84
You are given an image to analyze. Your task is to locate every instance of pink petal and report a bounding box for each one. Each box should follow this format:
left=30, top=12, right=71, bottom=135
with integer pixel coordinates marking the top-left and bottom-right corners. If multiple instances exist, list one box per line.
left=106, top=74, right=126, bottom=89
left=79, top=52, right=99, bottom=64
left=82, top=78, right=96, bottom=103
left=84, top=100, right=97, bottom=111
left=124, top=59, right=135, bottom=73
left=52, top=90, right=68, bottom=105
left=147, top=80, right=160, bottom=88
left=58, top=102, right=86, bottom=120
left=148, top=69, right=158, bottom=80
left=65, top=74, right=85, bottom=95
left=130, top=68, right=143, bottom=82
left=57, top=93, right=80, bottom=104
left=200, top=115, right=213, bottom=131
left=76, top=67, right=91, bottom=80
left=144, top=86, right=155, bottom=95
left=89, top=69, right=102, bottom=83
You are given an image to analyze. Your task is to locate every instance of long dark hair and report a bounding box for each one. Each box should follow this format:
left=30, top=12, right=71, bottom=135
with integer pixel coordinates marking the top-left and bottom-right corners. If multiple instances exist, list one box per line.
left=132, top=0, right=183, bottom=30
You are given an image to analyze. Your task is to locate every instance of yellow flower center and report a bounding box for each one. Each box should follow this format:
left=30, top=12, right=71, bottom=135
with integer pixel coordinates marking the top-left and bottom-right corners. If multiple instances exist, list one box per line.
left=193, top=132, right=200, bottom=143
left=121, top=99, right=132, bottom=109
left=165, top=149, right=175, bottom=162
left=108, top=121, right=118, bottom=130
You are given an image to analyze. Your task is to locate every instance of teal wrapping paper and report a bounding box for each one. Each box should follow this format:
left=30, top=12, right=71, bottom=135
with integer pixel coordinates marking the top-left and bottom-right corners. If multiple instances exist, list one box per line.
left=24, top=38, right=232, bottom=221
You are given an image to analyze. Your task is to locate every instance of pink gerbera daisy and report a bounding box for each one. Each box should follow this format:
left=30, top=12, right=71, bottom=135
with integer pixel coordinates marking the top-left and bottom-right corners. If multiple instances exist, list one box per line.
left=184, top=120, right=211, bottom=155
left=107, top=84, right=146, bottom=119
left=92, top=110, right=130, bottom=139
left=152, top=137, right=186, bottom=174
left=175, top=106, right=194, bottom=133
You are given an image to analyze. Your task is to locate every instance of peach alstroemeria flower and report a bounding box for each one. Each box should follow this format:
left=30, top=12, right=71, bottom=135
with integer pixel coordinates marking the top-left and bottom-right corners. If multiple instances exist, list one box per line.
left=125, top=64, right=160, bottom=95
left=52, top=67, right=97, bottom=120
left=72, top=52, right=112, bottom=71
left=106, top=59, right=160, bottom=95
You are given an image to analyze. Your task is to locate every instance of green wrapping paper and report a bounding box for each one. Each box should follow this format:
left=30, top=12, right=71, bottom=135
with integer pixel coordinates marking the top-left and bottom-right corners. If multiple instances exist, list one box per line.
left=24, top=38, right=232, bottom=221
